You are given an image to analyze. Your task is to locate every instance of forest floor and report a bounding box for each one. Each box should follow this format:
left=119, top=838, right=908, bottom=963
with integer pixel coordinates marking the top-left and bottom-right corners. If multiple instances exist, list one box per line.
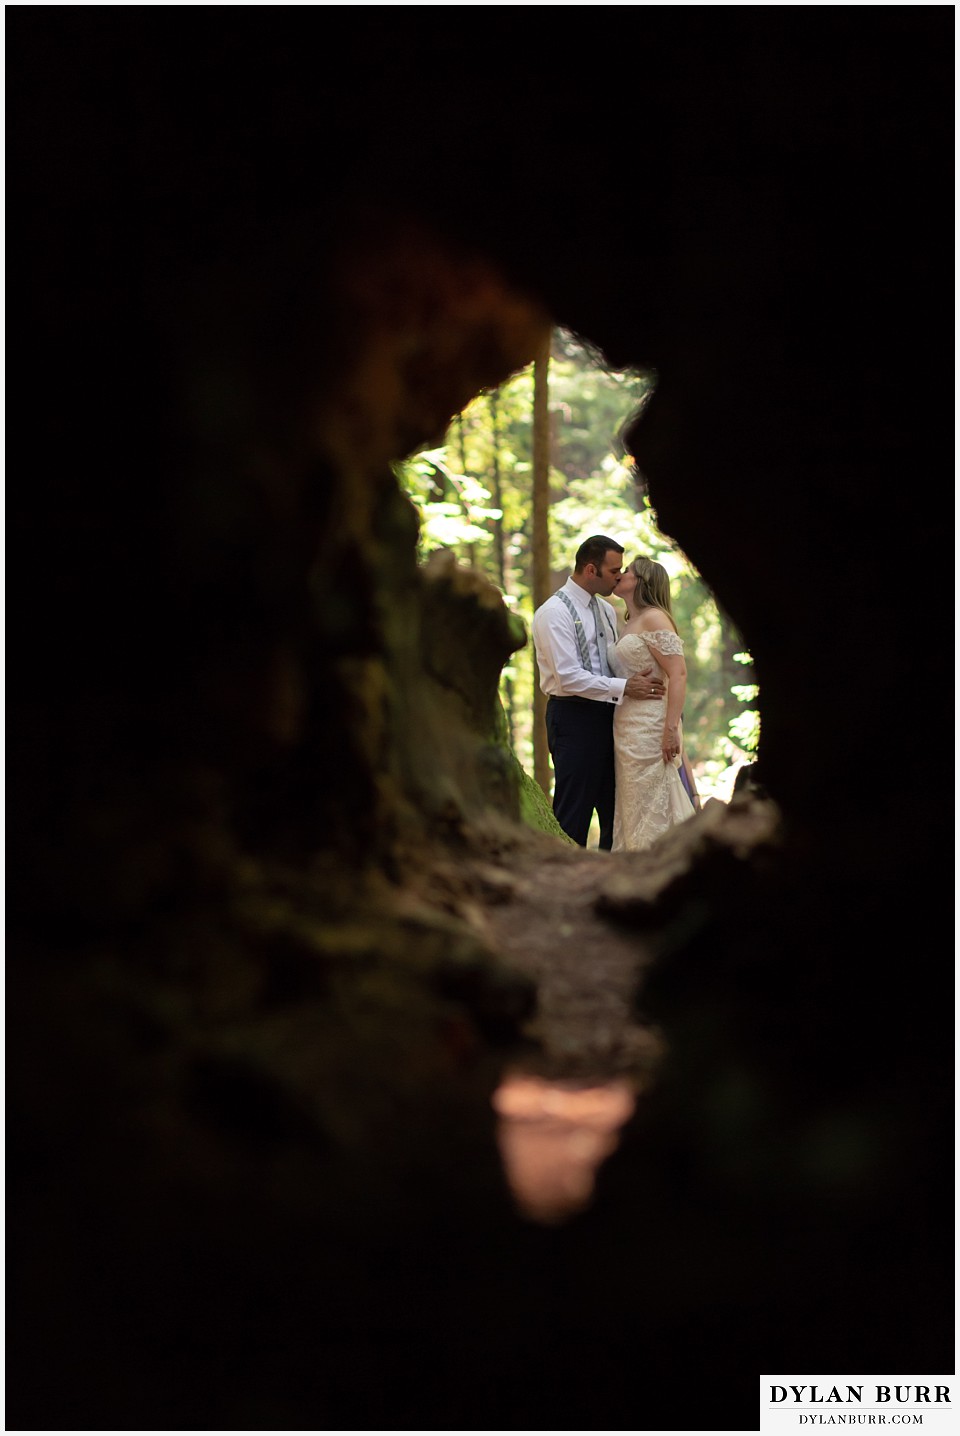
left=433, top=796, right=776, bottom=1072
left=396, top=792, right=780, bottom=1224
left=467, top=837, right=668, bottom=1082
left=379, top=790, right=782, bottom=1224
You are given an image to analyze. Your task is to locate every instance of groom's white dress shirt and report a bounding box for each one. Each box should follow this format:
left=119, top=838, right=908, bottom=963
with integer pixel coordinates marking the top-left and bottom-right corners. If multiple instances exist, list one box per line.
left=531, top=578, right=626, bottom=704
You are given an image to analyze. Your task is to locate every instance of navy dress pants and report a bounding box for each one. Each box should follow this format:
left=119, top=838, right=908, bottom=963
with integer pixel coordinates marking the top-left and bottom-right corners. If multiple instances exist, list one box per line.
left=545, top=696, right=616, bottom=849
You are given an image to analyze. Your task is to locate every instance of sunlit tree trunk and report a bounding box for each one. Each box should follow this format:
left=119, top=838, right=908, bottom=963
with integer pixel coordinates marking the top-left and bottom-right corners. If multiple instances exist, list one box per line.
left=455, top=413, right=477, bottom=569
left=532, top=329, right=552, bottom=794
left=489, top=388, right=515, bottom=746
left=488, top=390, right=506, bottom=591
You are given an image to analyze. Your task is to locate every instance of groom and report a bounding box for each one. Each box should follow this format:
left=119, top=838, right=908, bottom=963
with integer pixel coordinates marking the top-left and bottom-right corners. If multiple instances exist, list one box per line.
left=531, top=535, right=664, bottom=849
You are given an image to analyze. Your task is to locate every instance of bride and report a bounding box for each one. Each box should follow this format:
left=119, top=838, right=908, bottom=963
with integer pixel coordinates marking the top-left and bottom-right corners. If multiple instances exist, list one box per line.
left=609, top=556, right=699, bottom=851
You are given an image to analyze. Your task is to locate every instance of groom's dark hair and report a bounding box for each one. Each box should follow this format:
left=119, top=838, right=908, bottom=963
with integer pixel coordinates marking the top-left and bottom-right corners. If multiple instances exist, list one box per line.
left=574, top=535, right=624, bottom=573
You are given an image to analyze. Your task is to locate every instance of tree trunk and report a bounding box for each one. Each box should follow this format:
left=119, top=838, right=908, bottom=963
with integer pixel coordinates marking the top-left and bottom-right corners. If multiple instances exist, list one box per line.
left=532, top=329, right=552, bottom=794
left=455, top=413, right=477, bottom=569
left=489, top=388, right=515, bottom=746
left=488, top=389, right=506, bottom=592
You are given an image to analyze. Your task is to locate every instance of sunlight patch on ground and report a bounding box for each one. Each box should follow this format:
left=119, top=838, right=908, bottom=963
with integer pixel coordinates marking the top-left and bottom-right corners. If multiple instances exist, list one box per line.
left=493, top=1071, right=636, bottom=1225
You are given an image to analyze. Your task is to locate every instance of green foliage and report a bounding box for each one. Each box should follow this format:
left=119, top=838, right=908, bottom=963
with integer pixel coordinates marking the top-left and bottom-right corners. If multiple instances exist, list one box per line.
left=394, top=448, right=502, bottom=556
left=394, top=330, right=762, bottom=799
left=729, top=708, right=761, bottom=752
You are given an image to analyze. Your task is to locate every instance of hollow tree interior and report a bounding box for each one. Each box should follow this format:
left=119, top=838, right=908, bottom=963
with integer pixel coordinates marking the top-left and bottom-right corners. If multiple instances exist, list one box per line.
left=8, top=9, right=952, bottom=1432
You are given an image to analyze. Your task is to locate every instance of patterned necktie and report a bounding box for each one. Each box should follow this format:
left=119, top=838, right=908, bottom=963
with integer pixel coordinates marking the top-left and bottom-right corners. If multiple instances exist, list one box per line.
left=589, top=595, right=612, bottom=676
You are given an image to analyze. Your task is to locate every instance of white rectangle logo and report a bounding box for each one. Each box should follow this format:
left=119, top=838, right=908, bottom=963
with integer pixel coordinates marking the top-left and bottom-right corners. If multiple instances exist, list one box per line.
left=761, top=1377, right=955, bottom=1435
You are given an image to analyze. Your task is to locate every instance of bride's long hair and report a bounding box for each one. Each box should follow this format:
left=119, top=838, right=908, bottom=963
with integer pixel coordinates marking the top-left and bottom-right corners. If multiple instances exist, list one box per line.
left=624, top=556, right=679, bottom=632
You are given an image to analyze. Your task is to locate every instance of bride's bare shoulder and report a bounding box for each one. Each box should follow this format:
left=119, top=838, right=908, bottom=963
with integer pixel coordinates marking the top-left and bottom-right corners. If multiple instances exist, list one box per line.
left=636, top=607, right=676, bottom=633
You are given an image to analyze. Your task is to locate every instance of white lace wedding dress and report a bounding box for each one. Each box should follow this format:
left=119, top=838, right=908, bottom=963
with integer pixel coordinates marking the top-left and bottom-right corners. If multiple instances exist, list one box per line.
left=609, top=630, right=697, bottom=852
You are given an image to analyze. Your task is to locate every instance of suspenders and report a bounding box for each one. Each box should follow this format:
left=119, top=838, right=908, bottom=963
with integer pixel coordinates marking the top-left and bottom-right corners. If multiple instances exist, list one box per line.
left=555, top=589, right=614, bottom=675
